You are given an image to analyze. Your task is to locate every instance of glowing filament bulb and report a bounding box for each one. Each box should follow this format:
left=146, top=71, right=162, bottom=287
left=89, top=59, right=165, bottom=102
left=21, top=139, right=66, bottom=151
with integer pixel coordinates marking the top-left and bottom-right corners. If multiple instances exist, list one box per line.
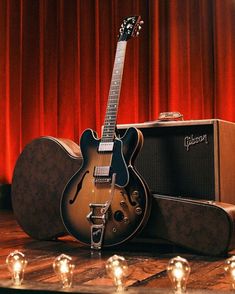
left=224, top=255, right=235, bottom=289
left=106, top=254, right=129, bottom=292
left=53, top=254, right=75, bottom=288
left=167, top=256, right=191, bottom=293
left=6, top=251, right=28, bottom=286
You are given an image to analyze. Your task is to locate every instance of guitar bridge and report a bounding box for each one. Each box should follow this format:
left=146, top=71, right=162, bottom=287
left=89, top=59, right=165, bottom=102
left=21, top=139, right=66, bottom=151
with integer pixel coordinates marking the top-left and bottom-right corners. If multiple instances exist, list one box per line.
left=94, top=177, right=111, bottom=184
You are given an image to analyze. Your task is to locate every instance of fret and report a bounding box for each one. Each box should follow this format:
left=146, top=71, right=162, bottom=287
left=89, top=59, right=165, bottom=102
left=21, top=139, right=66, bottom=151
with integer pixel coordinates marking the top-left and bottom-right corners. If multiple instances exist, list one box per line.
left=108, top=96, right=118, bottom=99
left=113, top=62, right=123, bottom=67
left=103, top=125, right=116, bottom=129
left=103, top=122, right=116, bottom=126
left=107, top=108, right=117, bottom=111
left=108, top=100, right=118, bottom=103
left=103, top=129, right=115, bottom=133
left=102, top=132, right=114, bottom=136
left=102, top=132, right=114, bottom=137
left=107, top=109, right=117, bottom=112
left=112, top=75, right=121, bottom=80
left=106, top=113, right=117, bottom=116
left=103, top=126, right=115, bottom=129
left=111, top=83, right=120, bottom=87
left=105, top=111, right=117, bottom=116
left=106, top=115, right=116, bottom=118
left=104, top=123, right=115, bottom=126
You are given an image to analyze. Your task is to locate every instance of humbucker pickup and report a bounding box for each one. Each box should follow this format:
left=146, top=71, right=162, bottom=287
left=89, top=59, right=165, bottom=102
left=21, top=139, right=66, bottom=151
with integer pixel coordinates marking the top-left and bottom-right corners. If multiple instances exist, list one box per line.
left=98, top=142, right=114, bottom=152
left=94, top=166, right=110, bottom=177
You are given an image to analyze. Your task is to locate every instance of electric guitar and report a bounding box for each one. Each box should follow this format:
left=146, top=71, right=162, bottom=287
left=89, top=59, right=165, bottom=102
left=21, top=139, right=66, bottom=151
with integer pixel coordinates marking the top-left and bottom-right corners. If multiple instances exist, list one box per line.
left=61, top=16, right=151, bottom=249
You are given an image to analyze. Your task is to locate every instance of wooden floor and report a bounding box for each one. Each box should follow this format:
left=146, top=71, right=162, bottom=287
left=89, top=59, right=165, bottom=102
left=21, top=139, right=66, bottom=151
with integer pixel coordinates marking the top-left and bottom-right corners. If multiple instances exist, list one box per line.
left=0, top=209, right=234, bottom=293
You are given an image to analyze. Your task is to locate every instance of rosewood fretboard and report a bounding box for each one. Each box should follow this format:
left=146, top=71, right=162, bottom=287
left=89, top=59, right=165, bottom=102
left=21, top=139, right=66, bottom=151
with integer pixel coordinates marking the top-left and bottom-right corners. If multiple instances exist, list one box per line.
left=101, top=41, right=127, bottom=143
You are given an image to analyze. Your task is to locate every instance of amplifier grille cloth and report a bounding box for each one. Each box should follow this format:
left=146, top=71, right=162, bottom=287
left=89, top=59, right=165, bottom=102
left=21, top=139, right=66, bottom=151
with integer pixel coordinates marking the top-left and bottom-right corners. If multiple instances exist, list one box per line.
left=119, top=124, right=215, bottom=199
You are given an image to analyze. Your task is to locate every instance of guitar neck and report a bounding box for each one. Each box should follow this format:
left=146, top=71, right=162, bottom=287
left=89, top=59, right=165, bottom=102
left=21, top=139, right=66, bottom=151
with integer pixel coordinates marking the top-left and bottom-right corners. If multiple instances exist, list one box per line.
left=101, top=41, right=127, bottom=143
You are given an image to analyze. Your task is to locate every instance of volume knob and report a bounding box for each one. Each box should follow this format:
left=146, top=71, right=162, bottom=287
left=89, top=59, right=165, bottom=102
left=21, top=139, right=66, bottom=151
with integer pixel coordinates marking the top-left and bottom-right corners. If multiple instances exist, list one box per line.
left=120, top=200, right=127, bottom=209
left=135, top=207, right=142, bottom=215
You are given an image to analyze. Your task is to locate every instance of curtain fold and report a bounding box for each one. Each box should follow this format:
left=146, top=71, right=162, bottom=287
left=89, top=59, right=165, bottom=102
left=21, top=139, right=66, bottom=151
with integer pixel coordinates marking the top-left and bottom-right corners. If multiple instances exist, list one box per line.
left=1, top=0, right=235, bottom=183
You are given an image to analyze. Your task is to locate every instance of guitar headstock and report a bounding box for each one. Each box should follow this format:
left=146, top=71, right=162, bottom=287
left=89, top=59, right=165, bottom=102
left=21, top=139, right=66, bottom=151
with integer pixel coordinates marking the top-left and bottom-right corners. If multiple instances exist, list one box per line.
left=118, top=16, right=143, bottom=41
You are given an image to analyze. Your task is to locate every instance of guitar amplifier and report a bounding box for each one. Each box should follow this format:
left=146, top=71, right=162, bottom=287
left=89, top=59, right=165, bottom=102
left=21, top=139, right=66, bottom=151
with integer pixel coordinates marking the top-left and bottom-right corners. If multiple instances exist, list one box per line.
left=117, top=119, right=235, bottom=204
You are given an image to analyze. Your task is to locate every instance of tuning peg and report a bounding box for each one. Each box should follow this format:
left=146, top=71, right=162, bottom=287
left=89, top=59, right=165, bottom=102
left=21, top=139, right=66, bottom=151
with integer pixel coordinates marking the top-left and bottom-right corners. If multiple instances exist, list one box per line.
left=140, top=20, right=144, bottom=25
left=136, top=31, right=140, bottom=36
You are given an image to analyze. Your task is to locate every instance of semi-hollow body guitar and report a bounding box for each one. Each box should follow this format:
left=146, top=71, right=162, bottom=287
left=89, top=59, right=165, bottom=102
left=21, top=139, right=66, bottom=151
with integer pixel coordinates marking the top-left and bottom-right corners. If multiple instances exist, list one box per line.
left=61, top=16, right=151, bottom=249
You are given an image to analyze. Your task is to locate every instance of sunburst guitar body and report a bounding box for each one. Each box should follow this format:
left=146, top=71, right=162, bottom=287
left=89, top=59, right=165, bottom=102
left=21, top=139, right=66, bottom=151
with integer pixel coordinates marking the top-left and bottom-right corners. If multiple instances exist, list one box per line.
left=61, top=127, right=151, bottom=248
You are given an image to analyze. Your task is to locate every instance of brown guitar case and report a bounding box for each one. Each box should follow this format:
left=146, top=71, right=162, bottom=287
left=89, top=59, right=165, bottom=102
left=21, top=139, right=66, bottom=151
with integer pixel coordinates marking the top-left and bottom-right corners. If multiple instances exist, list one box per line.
left=11, top=136, right=82, bottom=240
left=138, top=194, right=235, bottom=256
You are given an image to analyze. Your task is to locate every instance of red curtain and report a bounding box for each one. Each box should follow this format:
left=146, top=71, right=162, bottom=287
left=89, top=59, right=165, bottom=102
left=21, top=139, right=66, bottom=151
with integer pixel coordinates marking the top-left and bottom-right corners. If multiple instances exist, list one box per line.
left=1, top=0, right=235, bottom=183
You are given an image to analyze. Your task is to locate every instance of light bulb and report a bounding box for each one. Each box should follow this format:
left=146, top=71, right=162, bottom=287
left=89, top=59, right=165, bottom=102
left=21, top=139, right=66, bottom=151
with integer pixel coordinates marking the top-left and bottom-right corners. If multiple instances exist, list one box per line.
left=167, top=256, right=191, bottom=293
left=53, top=254, right=75, bottom=288
left=106, top=254, right=129, bottom=292
left=224, top=255, right=235, bottom=289
left=6, top=250, right=28, bottom=286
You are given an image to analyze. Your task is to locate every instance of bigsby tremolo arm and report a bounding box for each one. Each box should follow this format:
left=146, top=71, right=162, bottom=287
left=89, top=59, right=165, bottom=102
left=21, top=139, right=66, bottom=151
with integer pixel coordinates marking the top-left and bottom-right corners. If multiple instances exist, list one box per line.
left=87, top=173, right=116, bottom=250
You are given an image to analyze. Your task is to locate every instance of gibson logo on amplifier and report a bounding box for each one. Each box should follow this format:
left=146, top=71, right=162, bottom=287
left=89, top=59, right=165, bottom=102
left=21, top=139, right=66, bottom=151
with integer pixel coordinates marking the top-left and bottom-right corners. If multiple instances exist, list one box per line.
left=184, top=134, right=208, bottom=151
